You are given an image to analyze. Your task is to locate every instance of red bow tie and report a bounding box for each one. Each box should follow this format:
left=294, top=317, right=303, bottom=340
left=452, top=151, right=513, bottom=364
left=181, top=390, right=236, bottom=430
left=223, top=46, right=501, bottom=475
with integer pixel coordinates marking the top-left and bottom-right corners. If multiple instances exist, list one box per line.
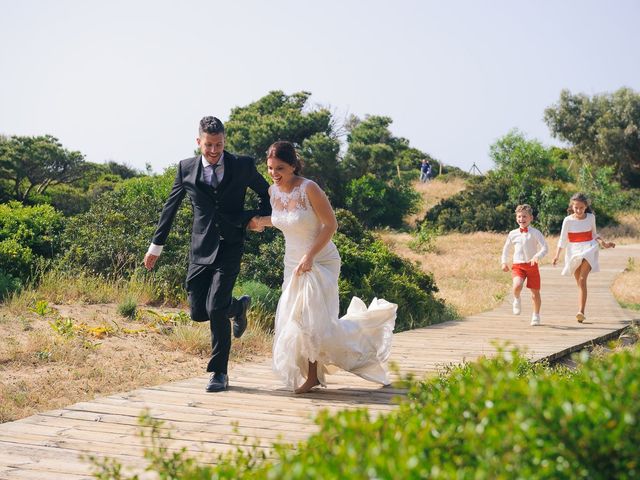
left=520, top=227, right=528, bottom=233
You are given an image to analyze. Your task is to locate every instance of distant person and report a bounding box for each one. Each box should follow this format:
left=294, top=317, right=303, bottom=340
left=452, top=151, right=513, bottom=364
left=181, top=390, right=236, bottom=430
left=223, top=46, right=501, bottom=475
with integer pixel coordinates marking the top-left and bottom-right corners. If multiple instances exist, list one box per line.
left=419, top=159, right=432, bottom=183
left=143, top=116, right=271, bottom=392
left=251, top=141, right=397, bottom=394
left=552, top=193, right=615, bottom=323
left=501, top=204, right=548, bottom=326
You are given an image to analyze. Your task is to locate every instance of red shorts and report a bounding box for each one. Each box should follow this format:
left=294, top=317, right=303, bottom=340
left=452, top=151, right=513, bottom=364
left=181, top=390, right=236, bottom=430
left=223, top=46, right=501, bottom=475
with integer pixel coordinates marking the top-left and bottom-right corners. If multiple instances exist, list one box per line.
left=511, top=262, right=541, bottom=290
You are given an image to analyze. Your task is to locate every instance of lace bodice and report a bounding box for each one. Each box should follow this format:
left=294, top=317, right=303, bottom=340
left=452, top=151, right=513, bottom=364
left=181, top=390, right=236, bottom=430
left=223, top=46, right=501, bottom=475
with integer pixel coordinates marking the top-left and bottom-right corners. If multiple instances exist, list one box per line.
left=270, top=180, right=324, bottom=259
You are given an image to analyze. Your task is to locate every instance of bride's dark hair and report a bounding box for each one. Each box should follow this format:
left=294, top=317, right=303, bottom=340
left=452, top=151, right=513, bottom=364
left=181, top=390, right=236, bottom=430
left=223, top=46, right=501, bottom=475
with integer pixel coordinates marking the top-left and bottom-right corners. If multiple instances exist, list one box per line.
left=266, top=141, right=303, bottom=174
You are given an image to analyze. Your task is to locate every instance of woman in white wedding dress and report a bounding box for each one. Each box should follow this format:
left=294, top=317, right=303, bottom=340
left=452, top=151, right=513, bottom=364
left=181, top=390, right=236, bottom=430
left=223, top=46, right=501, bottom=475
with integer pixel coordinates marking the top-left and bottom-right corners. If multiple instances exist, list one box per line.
left=252, top=141, right=397, bottom=394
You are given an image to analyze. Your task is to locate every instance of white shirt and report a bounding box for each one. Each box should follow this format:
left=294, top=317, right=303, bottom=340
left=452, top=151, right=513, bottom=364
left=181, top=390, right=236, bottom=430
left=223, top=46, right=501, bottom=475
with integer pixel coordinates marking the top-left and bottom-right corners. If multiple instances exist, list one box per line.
left=501, top=226, right=548, bottom=265
left=201, top=153, right=225, bottom=186
left=147, top=154, right=225, bottom=257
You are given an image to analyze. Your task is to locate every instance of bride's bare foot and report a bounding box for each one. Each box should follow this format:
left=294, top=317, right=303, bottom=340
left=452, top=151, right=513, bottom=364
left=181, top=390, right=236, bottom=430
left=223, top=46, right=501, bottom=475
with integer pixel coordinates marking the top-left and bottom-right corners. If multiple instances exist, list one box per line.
left=294, top=378, right=320, bottom=394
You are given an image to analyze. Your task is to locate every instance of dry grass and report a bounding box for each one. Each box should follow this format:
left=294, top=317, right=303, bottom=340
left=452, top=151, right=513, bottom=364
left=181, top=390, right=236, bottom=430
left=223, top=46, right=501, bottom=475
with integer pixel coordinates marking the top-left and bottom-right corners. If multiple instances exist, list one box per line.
left=4, top=270, right=161, bottom=316
left=611, top=257, right=640, bottom=310
left=406, top=177, right=467, bottom=227
left=379, top=230, right=511, bottom=317
left=599, top=211, right=640, bottom=245
left=0, top=302, right=271, bottom=423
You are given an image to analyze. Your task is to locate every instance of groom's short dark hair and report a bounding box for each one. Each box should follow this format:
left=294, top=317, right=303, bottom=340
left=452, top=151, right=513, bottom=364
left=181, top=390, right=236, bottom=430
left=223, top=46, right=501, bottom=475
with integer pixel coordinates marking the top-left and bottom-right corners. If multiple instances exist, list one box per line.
left=199, top=116, right=225, bottom=136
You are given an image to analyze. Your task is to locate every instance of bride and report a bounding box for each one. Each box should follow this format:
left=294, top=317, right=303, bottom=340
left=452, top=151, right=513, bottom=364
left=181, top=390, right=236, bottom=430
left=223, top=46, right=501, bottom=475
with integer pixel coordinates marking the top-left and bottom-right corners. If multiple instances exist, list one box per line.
left=252, top=141, right=397, bottom=394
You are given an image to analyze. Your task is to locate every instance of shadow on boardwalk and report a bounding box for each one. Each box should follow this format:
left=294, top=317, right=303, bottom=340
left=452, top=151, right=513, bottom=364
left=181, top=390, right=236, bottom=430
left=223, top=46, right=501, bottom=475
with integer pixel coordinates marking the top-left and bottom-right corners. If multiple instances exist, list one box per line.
left=0, top=245, right=638, bottom=479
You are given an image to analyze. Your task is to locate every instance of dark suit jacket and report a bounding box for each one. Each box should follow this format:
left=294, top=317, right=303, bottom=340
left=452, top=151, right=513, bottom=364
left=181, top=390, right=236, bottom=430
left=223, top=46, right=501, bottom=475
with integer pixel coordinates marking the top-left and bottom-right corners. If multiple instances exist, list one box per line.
left=152, top=151, right=271, bottom=265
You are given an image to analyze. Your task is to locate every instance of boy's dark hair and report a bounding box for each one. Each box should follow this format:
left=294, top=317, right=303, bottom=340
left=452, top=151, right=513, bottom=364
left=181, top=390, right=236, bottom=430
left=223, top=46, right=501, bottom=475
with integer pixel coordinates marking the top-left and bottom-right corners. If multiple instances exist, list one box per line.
left=199, top=116, right=225, bottom=136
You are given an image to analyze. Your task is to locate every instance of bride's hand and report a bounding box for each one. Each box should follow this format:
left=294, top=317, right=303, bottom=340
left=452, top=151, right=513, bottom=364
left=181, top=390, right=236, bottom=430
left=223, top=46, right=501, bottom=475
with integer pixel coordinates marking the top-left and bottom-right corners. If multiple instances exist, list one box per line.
left=294, top=254, right=314, bottom=275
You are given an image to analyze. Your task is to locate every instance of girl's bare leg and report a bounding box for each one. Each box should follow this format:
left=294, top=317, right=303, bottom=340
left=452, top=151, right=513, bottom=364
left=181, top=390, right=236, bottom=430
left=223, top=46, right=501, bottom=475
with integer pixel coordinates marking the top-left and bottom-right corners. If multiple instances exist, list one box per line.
left=295, top=361, right=320, bottom=394
left=573, top=259, right=591, bottom=318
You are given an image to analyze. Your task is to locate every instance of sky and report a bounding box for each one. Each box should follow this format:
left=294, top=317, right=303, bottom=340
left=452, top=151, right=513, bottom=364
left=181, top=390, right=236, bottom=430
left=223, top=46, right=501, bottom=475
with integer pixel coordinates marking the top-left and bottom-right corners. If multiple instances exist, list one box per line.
left=1, top=0, right=639, bottom=174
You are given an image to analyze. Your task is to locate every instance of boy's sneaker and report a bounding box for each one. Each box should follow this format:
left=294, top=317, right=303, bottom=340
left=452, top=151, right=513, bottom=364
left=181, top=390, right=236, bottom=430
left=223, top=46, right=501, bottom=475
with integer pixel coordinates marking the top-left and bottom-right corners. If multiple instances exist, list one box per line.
left=512, top=297, right=521, bottom=315
left=530, top=314, right=541, bottom=326
left=576, top=312, right=586, bottom=323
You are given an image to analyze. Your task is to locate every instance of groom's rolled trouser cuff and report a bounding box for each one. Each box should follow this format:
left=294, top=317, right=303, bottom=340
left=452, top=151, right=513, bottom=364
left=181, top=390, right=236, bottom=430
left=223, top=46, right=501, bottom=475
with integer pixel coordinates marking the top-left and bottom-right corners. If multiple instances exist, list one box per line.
left=147, top=243, right=164, bottom=256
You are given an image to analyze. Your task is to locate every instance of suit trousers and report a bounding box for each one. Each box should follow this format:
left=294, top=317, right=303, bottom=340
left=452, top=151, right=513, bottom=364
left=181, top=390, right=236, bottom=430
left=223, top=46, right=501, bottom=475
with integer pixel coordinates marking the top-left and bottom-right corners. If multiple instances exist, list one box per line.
left=186, top=240, right=244, bottom=373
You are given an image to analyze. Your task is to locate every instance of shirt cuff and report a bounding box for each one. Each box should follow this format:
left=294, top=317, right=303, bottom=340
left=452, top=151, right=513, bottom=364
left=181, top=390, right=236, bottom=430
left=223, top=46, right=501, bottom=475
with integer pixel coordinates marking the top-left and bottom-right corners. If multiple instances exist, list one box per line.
left=147, top=243, right=164, bottom=256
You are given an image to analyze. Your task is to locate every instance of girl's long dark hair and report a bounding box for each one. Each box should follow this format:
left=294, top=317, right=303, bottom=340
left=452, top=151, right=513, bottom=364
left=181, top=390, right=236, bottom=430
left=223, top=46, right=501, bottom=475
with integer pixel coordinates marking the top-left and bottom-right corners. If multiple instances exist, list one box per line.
left=567, top=192, right=594, bottom=214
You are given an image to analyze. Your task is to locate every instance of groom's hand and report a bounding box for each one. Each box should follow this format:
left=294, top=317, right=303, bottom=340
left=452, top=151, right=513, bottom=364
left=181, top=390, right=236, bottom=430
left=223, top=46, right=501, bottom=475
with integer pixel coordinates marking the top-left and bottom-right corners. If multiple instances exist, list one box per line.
left=247, top=216, right=264, bottom=232
left=144, top=253, right=159, bottom=270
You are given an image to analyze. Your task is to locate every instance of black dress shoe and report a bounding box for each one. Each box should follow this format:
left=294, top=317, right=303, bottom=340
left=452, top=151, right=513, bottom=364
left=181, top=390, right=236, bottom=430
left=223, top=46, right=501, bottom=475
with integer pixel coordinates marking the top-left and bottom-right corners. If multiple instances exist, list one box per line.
left=205, top=372, right=228, bottom=392
left=232, top=295, right=251, bottom=338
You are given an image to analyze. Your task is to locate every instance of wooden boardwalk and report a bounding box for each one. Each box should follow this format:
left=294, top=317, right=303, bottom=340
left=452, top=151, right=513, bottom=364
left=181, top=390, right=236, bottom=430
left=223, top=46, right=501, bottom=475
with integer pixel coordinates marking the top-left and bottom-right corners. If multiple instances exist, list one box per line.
left=0, top=245, right=638, bottom=479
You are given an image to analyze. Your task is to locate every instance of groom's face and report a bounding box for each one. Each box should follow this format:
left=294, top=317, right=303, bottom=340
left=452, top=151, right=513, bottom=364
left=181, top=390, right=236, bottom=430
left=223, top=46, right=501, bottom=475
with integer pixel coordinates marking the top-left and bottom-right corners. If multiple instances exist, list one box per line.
left=197, top=132, right=225, bottom=165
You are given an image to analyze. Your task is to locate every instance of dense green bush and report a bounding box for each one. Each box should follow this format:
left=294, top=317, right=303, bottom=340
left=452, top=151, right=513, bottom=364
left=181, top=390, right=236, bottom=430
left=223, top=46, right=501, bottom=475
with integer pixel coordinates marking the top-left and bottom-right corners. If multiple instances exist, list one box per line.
left=240, top=228, right=286, bottom=289
left=59, top=169, right=192, bottom=281
left=423, top=175, right=512, bottom=233
left=93, top=346, right=640, bottom=479
left=334, top=210, right=450, bottom=330
left=335, top=233, right=450, bottom=331
left=0, top=201, right=64, bottom=296
left=0, top=271, right=21, bottom=299
left=344, top=174, right=421, bottom=228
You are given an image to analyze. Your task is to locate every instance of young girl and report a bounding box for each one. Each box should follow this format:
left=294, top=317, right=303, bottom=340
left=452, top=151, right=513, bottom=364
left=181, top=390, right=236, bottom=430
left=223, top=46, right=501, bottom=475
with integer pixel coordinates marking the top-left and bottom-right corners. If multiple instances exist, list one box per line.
left=552, top=193, right=615, bottom=323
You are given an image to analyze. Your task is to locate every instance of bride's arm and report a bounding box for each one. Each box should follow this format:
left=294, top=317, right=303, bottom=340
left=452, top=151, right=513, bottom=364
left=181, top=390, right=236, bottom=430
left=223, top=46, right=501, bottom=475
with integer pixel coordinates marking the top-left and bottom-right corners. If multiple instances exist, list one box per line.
left=294, top=182, right=338, bottom=275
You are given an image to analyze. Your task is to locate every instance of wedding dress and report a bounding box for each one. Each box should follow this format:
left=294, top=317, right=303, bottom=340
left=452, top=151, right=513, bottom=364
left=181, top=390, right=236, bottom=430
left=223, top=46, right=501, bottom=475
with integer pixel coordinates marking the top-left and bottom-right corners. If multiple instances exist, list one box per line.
left=270, top=179, right=397, bottom=390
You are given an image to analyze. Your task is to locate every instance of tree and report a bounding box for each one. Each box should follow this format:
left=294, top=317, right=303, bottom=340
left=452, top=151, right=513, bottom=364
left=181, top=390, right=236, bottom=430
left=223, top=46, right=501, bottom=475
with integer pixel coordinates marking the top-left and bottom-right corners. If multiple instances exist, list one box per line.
left=490, top=129, right=571, bottom=184
left=225, top=90, right=334, bottom=160
left=342, top=115, right=410, bottom=179
left=224, top=90, right=346, bottom=205
left=544, top=87, right=640, bottom=187
left=0, top=135, right=86, bottom=202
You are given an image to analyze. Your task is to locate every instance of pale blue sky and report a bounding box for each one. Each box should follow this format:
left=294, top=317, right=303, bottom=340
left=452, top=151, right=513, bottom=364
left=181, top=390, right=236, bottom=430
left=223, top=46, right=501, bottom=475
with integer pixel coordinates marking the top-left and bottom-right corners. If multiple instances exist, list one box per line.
left=1, top=0, right=638, bottom=173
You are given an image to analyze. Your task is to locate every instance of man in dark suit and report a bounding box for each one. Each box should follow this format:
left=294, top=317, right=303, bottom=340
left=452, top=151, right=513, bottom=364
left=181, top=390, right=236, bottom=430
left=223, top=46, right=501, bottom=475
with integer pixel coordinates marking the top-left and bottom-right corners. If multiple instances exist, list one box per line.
left=144, top=116, right=271, bottom=392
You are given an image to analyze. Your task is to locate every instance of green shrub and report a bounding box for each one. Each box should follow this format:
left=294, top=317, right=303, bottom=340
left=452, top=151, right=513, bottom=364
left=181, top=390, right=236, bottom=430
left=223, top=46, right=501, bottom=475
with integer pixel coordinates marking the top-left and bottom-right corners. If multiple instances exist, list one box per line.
left=234, top=280, right=280, bottom=314
left=59, top=169, right=192, bottom=296
left=424, top=175, right=512, bottom=233
left=0, top=202, right=64, bottom=289
left=117, top=296, right=138, bottom=319
left=91, top=346, right=640, bottom=479
left=0, top=238, right=34, bottom=279
left=335, top=231, right=451, bottom=331
left=0, top=201, right=65, bottom=257
left=344, top=174, right=421, bottom=228
left=0, top=270, right=21, bottom=299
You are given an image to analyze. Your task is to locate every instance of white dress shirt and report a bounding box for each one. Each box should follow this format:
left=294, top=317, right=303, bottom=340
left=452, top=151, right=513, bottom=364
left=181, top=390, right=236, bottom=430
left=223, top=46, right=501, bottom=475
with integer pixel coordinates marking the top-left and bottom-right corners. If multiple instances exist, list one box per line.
left=201, top=153, right=225, bottom=186
left=501, top=226, right=548, bottom=265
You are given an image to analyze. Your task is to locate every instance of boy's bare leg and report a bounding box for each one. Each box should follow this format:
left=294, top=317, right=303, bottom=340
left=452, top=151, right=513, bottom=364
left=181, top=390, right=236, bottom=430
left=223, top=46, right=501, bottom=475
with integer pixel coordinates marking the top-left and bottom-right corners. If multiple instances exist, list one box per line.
left=530, top=289, right=541, bottom=314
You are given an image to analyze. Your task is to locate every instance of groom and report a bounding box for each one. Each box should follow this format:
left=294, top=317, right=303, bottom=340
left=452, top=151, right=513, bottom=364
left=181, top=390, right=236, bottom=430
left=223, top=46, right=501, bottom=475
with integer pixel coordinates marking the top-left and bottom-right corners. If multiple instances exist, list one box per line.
left=144, top=116, right=271, bottom=392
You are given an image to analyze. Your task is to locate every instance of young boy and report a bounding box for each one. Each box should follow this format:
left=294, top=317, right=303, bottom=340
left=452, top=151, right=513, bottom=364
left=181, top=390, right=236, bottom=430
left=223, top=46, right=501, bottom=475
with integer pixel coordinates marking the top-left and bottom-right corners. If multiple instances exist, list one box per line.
left=500, top=204, right=548, bottom=326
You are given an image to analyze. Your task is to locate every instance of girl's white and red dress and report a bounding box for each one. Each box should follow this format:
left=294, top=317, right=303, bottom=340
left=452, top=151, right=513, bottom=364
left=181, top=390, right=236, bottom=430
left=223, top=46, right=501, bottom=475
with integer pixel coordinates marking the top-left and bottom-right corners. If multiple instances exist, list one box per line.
left=557, top=213, right=599, bottom=275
